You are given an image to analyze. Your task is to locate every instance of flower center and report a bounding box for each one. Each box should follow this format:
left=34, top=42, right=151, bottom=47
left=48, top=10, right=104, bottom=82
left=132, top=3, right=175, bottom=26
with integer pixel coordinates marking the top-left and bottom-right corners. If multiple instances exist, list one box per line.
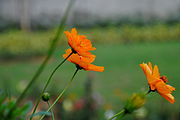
left=160, top=76, right=168, bottom=83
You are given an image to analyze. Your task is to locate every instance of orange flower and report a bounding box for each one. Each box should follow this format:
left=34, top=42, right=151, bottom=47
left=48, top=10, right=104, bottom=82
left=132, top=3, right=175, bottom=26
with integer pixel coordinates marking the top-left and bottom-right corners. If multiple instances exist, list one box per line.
left=64, top=28, right=96, bottom=57
left=63, top=49, right=104, bottom=72
left=140, top=62, right=175, bottom=104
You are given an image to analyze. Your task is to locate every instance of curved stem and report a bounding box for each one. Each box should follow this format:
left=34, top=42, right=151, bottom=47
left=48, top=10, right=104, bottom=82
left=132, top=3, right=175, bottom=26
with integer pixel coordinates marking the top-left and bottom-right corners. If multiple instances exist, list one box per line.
left=16, top=0, right=74, bottom=106
left=30, top=52, right=73, bottom=120
left=39, top=68, right=79, bottom=120
left=5, top=0, right=75, bottom=119
left=47, top=101, right=55, bottom=120
left=108, top=109, right=125, bottom=120
left=146, top=89, right=152, bottom=95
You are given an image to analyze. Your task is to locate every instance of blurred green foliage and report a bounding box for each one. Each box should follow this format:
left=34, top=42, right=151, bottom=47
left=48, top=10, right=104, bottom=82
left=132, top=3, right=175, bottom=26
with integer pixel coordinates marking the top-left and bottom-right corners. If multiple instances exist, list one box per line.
left=0, top=41, right=180, bottom=119
left=0, top=30, right=53, bottom=58
left=0, top=42, right=179, bottom=104
left=89, top=23, right=180, bottom=44
left=0, top=23, right=180, bottom=119
left=0, top=23, right=180, bottom=58
left=0, top=92, right=32, bottom=120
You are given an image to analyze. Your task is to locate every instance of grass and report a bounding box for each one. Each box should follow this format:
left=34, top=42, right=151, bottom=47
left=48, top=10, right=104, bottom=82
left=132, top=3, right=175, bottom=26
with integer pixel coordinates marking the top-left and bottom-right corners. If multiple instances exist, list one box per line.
left=0, top=42, right=180, bottom=111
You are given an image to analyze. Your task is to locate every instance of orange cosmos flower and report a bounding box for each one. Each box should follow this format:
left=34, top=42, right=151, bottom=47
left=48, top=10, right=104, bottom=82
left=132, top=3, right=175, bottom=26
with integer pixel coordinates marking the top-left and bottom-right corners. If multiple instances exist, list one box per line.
left=140, top=62, right=175, bottom=104
left=63, top=49, right=104, bottom=72
left=64, top=28, right=96, bottom=57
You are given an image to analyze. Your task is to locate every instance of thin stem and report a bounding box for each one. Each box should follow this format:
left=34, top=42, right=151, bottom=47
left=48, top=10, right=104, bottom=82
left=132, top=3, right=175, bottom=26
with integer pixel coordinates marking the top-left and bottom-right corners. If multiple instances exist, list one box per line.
left=116, top=112, right=125, bottom=120
left=39, top=68, right=79, bottom=120
left=146, top=89, right=152, bottom=95
left=30, top=52, right=73, bottom=120
left=5, top=0, right=75, bottom=119
left=16, top=0, right=73, bottom=105
left=47, top=101, right=55, bottom=120
left=108, top=109, right=125, bottom=120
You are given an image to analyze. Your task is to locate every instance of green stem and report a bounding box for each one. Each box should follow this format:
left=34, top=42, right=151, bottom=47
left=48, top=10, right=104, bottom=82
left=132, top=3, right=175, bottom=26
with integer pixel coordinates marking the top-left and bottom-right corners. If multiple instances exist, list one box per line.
left=5, top=0, right=75, bottom=119
left=39, top=68, right=79, bottom=120
left=108, top=109, right=125, bottom=120
left=30, top=52, right=73, bottom=120
left=16, top=0, right=73, bottom=106
left=47, top=101, right=55, bottom=120
left=146, top=89, right=152, bottom=95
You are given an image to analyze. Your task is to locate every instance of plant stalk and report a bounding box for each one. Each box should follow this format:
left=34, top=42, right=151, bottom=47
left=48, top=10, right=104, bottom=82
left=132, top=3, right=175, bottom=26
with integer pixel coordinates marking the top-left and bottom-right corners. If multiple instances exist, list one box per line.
left=108, top=109, right=125, bottom=120
left=30, top=52, right=73, bottom=120
left=47, top=101, right=55, bottom=120
left=39, top=68, right=79, bottom=120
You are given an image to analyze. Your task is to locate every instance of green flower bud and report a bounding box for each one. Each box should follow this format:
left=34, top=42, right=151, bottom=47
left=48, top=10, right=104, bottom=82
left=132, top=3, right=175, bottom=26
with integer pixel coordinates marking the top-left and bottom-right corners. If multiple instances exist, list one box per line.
left=42, top=92, right=50, bottom=102
left=124, top=93, right=146, bottom=114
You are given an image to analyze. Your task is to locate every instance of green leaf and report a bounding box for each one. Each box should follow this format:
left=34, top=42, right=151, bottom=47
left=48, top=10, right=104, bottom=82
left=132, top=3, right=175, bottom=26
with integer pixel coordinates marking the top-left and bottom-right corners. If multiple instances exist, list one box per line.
left=29, top=111, right=51, bottom=118
left=22, top=102, right=33, bottom=114
left=11, top=102, right=32, bottom=118
left=0, top=95, right=6, bottom=105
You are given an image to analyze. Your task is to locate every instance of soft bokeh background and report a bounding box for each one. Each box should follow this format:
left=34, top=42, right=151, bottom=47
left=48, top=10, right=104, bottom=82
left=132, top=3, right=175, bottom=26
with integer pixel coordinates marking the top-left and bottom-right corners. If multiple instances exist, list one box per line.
left=0, top=0, right=180, bottom=120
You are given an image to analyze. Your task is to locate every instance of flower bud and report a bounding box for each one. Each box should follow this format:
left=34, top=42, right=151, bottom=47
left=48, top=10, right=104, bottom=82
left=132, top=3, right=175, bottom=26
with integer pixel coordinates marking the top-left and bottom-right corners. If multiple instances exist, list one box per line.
left=42, top=92, right=50, bottom=102
left=124, top=93, right=146, bottom=114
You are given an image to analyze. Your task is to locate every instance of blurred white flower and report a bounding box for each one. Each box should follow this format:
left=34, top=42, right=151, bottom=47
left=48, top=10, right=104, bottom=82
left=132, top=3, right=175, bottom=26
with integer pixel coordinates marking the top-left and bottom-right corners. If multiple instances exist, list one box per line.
left=134, top=107, right=148, bottom=119
left=104, top=110, right=115, bottom=120
left=62, top=99, right=73, bottom=112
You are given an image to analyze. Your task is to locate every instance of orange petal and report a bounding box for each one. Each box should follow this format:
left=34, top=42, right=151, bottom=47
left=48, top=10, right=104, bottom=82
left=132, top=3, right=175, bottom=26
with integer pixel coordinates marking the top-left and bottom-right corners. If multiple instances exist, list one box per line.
left=77, top=50, right=96, bottom=60
left=63, top=49, right=72, bottom=60
left=64, top=31, right=70, bottom=36
left=140, top=63, right=154, bottom=89
left=159, top=93, right=175, bottom=104
left=86, top=64, right=104, bottom=72
left=71, top=28, right=77, bottom=35
left=79, top=54, right=96, bottom=63
left=148, top=62, right=152, bottom=71
left=156, top=81, right=172, bottom=94
left=63, top=49, right=95, bottom=64
left=149, top=78, right=161, bottom=90
left=153, top=65, right=160, bottom=78
left=166, top=85, right=176, bottom=91
left=63, top=49, right=81, bottom=64
left=65, top=28, right=96, bottom=57
left=139, top=63, right=152, bottom=76
left=149, top=84, right=156, bottom=91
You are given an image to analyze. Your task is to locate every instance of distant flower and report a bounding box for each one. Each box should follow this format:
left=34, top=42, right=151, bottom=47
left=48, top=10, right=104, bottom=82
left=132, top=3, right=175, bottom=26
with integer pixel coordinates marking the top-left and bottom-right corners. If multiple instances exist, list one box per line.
left=73, top=99, right=85, bottom=110
left=124, top=93, right=146, bottom=114
left=63, top=49, right=104, bottom=72
left=63, top=99, right=73, bottom=112
left=134, top=107, right=148, bottom=119
left=64, top=28, right=96, bottom=57
left=140, top=62, right=175, bottom=103
left=105, top=110, right=116, bottom=120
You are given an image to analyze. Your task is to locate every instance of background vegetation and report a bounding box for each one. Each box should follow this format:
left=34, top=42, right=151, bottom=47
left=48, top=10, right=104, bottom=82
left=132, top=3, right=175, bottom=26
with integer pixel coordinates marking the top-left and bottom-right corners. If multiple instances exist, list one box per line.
left=0, top=23, right=180, bottom=59
left=0, top=0, right=180, bottom=118
left=0, top=23, right=180, bottom=119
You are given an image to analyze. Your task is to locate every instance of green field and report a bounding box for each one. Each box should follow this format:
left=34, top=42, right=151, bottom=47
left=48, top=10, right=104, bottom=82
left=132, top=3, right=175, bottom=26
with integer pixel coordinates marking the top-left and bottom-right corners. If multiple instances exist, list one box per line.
left=0, top=41, right=179, bottom=112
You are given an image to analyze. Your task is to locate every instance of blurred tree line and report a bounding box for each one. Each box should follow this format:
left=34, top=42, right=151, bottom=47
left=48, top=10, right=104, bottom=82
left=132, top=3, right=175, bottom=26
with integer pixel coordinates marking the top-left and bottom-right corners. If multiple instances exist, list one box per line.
left=0, top=0, right=180, bottom=31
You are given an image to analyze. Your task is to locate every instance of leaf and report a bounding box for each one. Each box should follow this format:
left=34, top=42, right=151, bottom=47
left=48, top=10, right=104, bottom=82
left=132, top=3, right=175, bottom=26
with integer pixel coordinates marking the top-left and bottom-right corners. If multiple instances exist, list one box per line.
left=0, top=89, right=3, bottom=94
left=0, top=90, right=6, bottom=105
left=0, top=95, right=6, bottom=105
left=21, top=102, right=33, bottom=114
left=29, top=111, right=51, bottom=118
left=11, top=102, right=32, bottom=117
